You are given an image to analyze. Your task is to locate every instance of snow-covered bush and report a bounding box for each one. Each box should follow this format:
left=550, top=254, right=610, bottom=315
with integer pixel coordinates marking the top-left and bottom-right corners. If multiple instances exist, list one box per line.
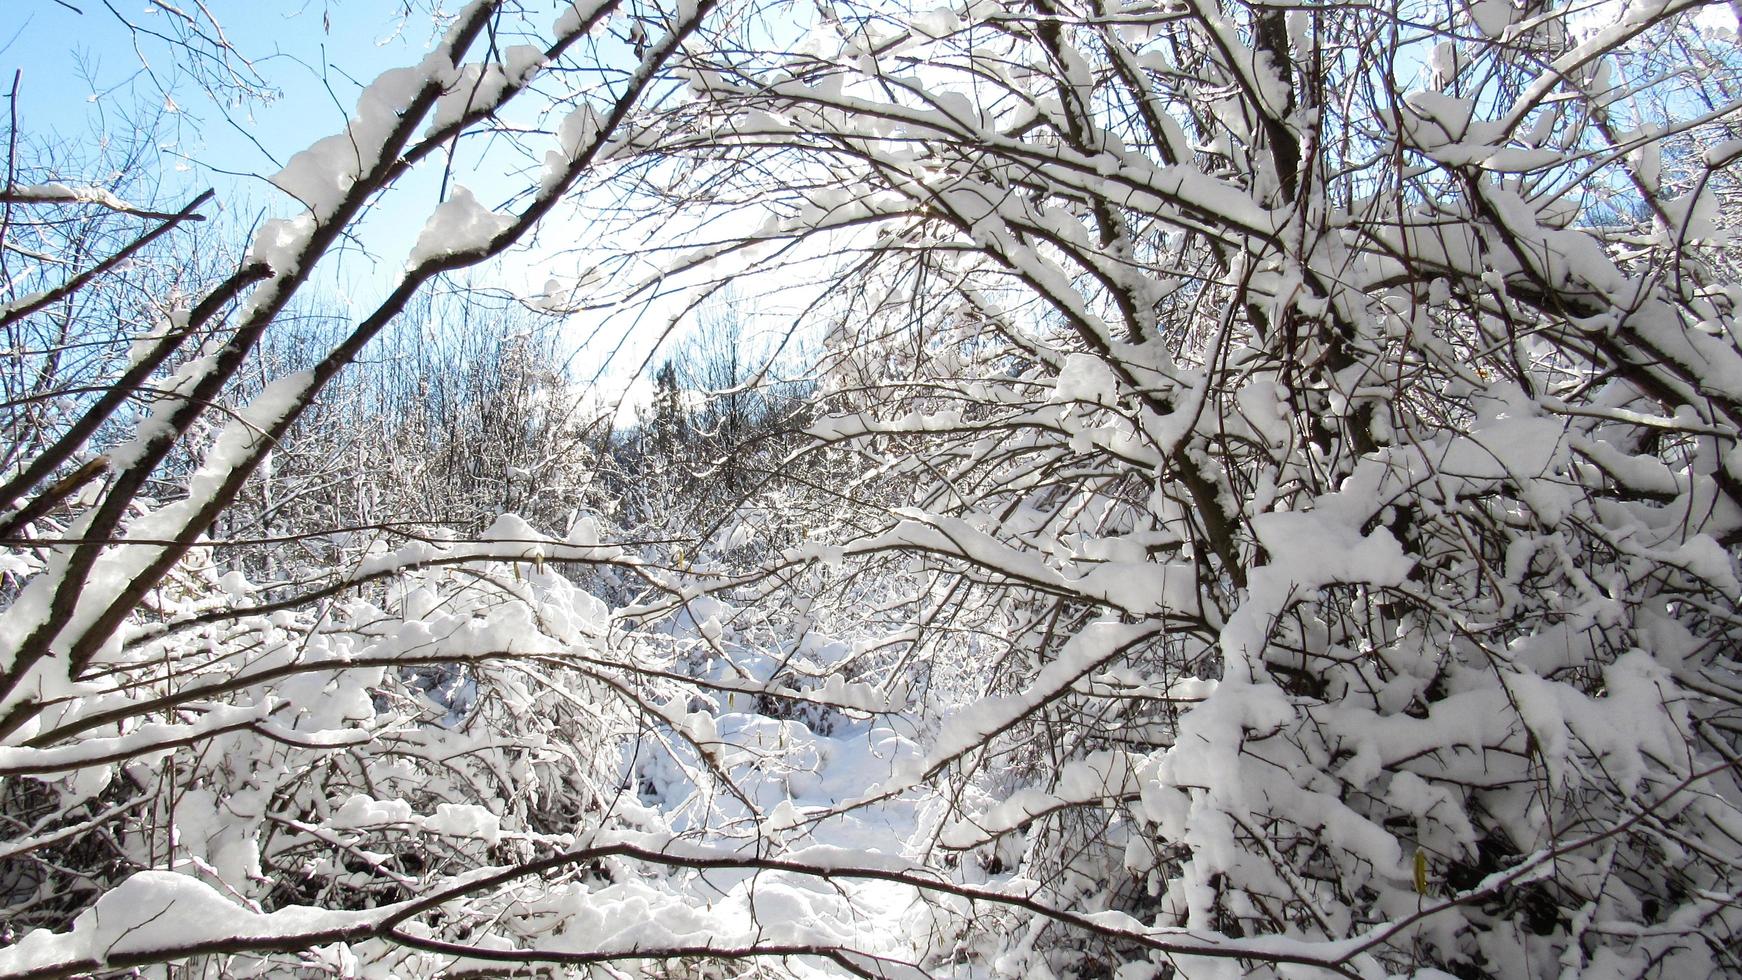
left=630, top=0, right=1742, bottom=974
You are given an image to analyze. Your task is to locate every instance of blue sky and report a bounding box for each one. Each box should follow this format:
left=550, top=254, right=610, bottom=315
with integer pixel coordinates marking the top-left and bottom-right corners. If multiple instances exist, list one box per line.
left=2, top=1, right=473, bottom=299
left=8, top=2, right=421, bottom=175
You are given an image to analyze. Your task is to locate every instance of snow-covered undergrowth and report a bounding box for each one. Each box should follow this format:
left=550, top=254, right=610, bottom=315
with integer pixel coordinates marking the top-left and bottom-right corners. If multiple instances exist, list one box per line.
left=0, top=517, right=938, bottom=977
left=4, top=444, right=1738, bottom=978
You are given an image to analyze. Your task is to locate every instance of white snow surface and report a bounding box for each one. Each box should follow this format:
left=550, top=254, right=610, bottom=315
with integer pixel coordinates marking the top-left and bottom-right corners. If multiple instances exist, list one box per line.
left=408, top=186, right=515, bottom=266
left=0, top=872, right=381, bottom=975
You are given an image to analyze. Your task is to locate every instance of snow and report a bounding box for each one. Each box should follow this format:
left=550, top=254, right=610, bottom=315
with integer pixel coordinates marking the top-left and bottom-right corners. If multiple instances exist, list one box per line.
left=909, top=7, right=962, bottom=37
left=1705, top=138, right=1742, bottom=168
left=1050, top=352, right=1120, bottom=406
left=0, top=703, right=280, bottom=775
left=428, top=46, right=547, bottom=134
left=1660, top=187, right=1728, bottom=243
left=1469, top=0, right=1515, bottom=37
left=555, top=0, right=615, bottom=36
left=1249, top=509, right=1413, bottom=593
left=2, top=182, right=158, bottom=213
left=940, top=750, right=1137, bottom=849
left=423, top=803, right=504, bottom=844
left=329, top=793, right=417, bottom=829
left=0, top=872, right=381, bottom=976
left=270, top=56, right=449, bottom=217
left=245, top=213, right=316, bottom=272
left=408, top=186, right=515, bottom=266
left=1216, top=482, right=1414, bottom=680
left=921, top=620, right=1165, bottom=775
left=269, top=133, right=367, bottom=216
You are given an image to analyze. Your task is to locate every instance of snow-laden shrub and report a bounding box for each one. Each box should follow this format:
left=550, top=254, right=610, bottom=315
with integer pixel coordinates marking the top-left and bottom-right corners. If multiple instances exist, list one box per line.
left=629, top=0, right=1742, bottom=973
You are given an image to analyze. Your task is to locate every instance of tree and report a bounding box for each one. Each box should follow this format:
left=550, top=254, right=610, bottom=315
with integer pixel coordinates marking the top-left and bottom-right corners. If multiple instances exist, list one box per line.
left=644, top=358, right=691, bottom=463
left=617, top=298, right=818, bottom=544
left=2, top=0, right=1740, bottom=976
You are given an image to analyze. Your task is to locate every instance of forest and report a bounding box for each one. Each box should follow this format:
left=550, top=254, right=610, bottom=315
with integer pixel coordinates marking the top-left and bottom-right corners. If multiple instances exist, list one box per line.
left=1, top=0, right=1740, bottom=976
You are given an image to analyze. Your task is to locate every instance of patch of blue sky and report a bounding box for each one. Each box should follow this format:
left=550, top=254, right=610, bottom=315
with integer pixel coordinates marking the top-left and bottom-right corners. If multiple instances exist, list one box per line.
left=3, top=2, right=467, bottom=299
